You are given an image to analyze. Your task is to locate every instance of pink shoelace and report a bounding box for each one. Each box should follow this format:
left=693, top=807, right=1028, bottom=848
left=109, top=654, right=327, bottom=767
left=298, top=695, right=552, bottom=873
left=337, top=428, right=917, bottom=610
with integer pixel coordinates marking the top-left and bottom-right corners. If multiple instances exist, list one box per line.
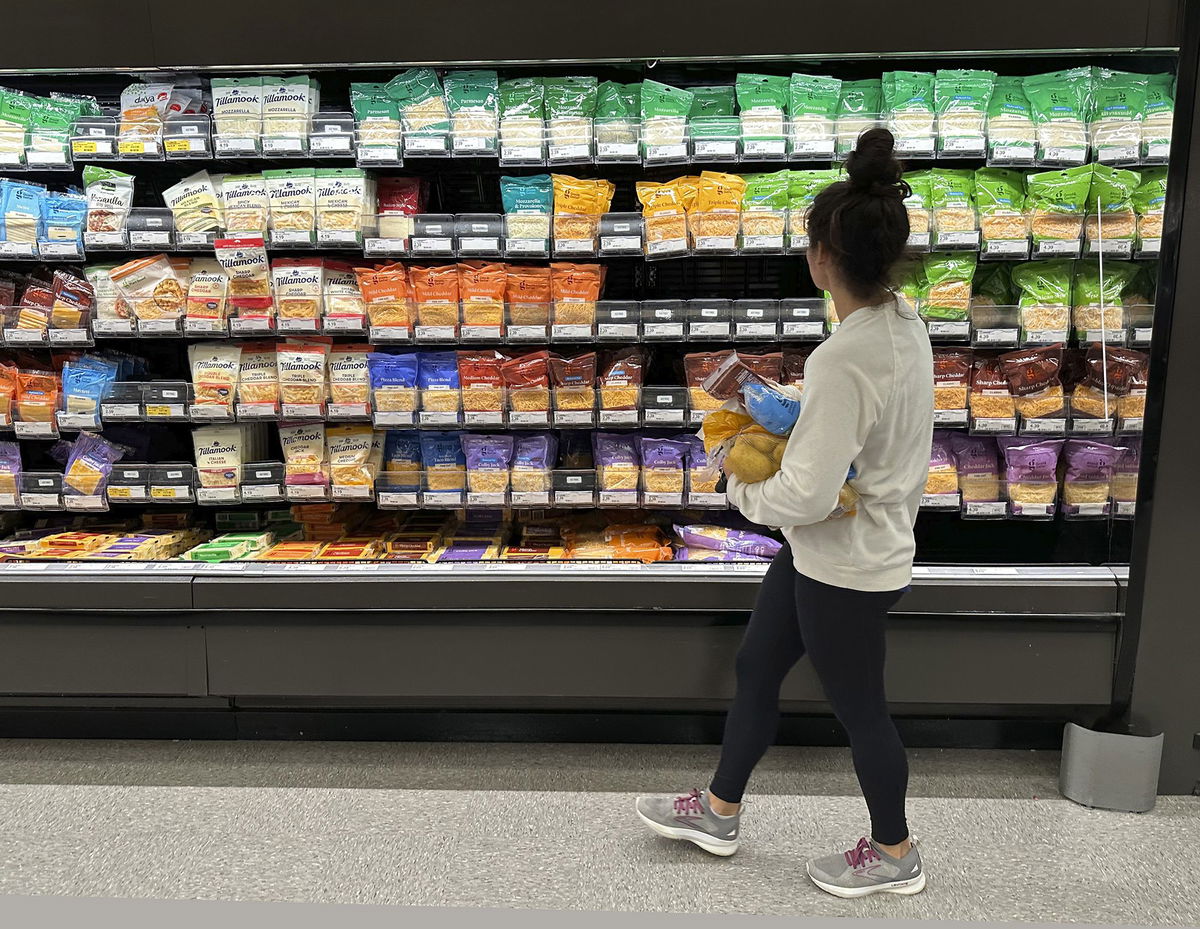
left=673, top=789, right=705, bottom=815
left=844, top=837, right=882, bottom=869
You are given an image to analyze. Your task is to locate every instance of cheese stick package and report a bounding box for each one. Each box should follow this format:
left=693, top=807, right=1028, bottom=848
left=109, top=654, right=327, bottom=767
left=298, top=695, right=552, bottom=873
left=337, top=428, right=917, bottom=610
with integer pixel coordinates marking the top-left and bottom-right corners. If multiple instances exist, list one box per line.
left=188, top=342, right=242, bottom=409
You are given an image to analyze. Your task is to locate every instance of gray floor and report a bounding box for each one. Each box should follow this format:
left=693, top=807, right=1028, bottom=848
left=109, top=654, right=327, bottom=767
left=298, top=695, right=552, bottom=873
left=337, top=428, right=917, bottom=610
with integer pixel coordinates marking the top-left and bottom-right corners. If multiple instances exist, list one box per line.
left=0, top=740, right=1197, bottom=925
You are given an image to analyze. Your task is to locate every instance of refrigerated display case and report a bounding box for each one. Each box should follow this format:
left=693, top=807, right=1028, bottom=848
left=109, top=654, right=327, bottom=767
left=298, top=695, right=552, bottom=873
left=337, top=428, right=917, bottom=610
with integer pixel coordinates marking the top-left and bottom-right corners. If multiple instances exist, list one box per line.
left=0, top=0, right=1194, bottom=786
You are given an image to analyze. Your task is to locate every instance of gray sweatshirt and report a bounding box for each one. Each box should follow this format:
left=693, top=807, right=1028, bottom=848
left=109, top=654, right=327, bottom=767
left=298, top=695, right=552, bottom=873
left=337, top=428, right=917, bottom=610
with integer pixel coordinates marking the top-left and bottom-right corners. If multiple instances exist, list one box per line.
left=726, top=295, right=934, bottom=592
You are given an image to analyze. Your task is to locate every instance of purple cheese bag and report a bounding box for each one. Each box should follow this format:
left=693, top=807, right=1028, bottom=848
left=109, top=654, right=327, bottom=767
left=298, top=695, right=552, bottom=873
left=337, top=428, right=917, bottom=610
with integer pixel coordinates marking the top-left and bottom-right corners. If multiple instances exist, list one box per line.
left=999, top=436, right=1064, bottom=515
left=592, top=432, right=638, bottom=468
left=929, top=430, right=956, bottom=470
left=637, top=436, right=690, bottom=469
left=1063, top=439, right=1122, bottom=483
left=672, top=522, right=783, bottom=558
left=460, top=433, right=515, bottom=471
left=949, top=433, right=1001, bottom=502
left=513, top=432, right=557, bottom=470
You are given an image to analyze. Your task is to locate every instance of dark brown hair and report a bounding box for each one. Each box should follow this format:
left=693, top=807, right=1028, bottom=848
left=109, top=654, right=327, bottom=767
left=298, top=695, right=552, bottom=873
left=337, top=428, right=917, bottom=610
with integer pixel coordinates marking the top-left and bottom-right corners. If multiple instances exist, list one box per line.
left=806, top=128, right=911, bottom=295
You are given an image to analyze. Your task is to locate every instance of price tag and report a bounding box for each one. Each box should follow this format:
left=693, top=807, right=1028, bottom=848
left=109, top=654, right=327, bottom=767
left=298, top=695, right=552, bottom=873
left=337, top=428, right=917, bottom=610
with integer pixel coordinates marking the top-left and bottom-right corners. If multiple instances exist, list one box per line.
left=372, top=411, right=415, bottom=427
left=0, top=492, right=17, bottom=509
left=1071, top=418, right=1114, bottom=434
left=197, top=487, right=239, bottom=504
left=990, top=144, right=1035, bottom=163
left=553, top=410, right=594, bottom=427
left=107, top=485, right=147, bottom=502
left=229, top=318, right=274, bottom=335
left=316, top=230, right=360, bottom=247
left=643, top=491, right=684, bottom=507
left=5, top=328, right=46, bottom=344
left=415, top=325, right=457, bottom=342
left=364, top=237, right=408, bottom=255
left=1116, top=501, right=1137, bottom=517
left=72, top=139, right=102, bottom=156
left=921, top=493, right=961, bottom=509
left=0, top=242, right=36, bottom=258
left=972, top=417, right=1016, bottom=434
left=983, top=239, right=1028, bottom=257
left=1084, top=329, right=1124, bottom=344
left=646, top=238, right=687, bottom=257
left=736, top=322, right=776, bottom=339
left=21, top=492, right=61, bottom=508
left=412, top=237, right=454, bottom=254
left=236, top=403, right=279, bottom=420
left=281, top=403, right=323, bottom=419
left=548, top=143, right=591, bottom=162
left=464, top=411, right=504, bottom=427
left=600, top=235, right=642, bottom=253
left=1073, top=502, right=1108, bottom=517
left=184, top=318, right=225, bottom=336
left=552, top=324, right=591, bottom=340
left=693, top=140, right=739, bottom=158
left=688, top=492, right=728, bottom=509
left=500, top=145, right=543, bottom=162
left=241, top=483, right=283, bottom=501
left=790, top=139, right=835, bottom=158
left=507, top=411, right=550, bottom=427
left=419, top=411, right=460, bottom=426
left=310, top=135, right=352, bottom=153
left=357, top=145, right=401, bottom=163
left=743, top=138, right=786, bottom=158
left=599, top=410, right=639, bottom=426
left=1024, top=330, right=1067, bottom=344
left=286, top=484, right=328, bottom=500
left=57, top=412, right=99, bottom=430
left=327, top=403, right=371, bottom=420
left=215, top=136, right=257, bottom=155
left=1132, top=327, right=1153, bottom=344
left=1035, top=239, right=1082, bottom=257
left=117, top=139, right=152, bottom=155
left=459, top=237, right=500, bottom=254
left=150, top=485, right=191, bottom=500
left=644, top=409, right=684, bottom=425
left=906, top=233, right=931, bottom=249
left=598, top=323, right=638, bottom=340
left=145, top=403, right=186, bottom=419
left=690, top=323, right=731, bottom=338
left=1097, top=145, right=1139, bottom=164
left=66, top=499, right=106, bottom=513
left=1023, top=418, right=1066, bottom=435
left=927, top=321, right=970, bottom=339
left=165, top=137, right=207, bottom=154
left=138, top=319, right=179, bottom=335
left=555, top=490, right=594, bottom=506
left=92, top=318, right=135, bottom=337
left=933, top=409, right=969, bottom=427
left=742, top=235, right=784, bottom=251
left=39, top=242, right=84, bottom=259
left=14, top=420, right=56, bottom=438
left=101, top=403, right=141, bottom=420
left=895, top=138, right=935, bottom=157
left=1121, top=417, right=1144, bottom=432
left=596, top=142, right=638, bottom=159
left=1138, top=238, right=1161, bottom=256
left=422, top=491, right=464, bottom=508
left=466, top=491, right=506, bottom=508
left=510, top=491, right=551, bottom=507
left=645, top=144, right=688, bottom=162
left=460, top=325, right=503, bottom=341
left=377, top=491, right=419, bottom=508
left=189, top=404, right=234, bottom=421
left=452, top=135, right=494, bottom=153
left=965, top=501, right=1007, bottom=518
left=333, top=484, right=374, bottom=501
left=782, top=321, right=824, bottom=339
left=1040, top=146, right=1086, bottom=165
left=936, top=231, right=980, bottom=249
left=85, top=231, right=126, bottom=248
left=278, top=318, right=320, bottom=333
left=271, top=230, right=314, bottom=246
left=504, top=238, right=549, bottom=255
left=599, top=490, right=638, bottom=507
left=506, top=325, right=548, bottom=341
left=555, top=238, right=596, bottom=254
left=406, top=135, right=449, bottom=153
left=940, top=135, right=985, bottom=155
left=644, top=323, right=684, bottom=339
left=694, top=236, right=738, bottom=253
left=178, top=231, right=215, bottom=249
left=263, top=137, right=304, bottom=154
left=368, top=326, right=411, bottom=342
left=974, top=328, right=1019, bottom=345
left=323, top=316, right=365, bottom=333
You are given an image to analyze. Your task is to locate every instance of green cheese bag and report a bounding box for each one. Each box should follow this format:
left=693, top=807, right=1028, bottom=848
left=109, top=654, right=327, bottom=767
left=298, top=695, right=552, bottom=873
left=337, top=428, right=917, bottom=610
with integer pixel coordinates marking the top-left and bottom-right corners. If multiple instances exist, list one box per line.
left=640, top=80, right=694, bottom=152
left=742, top=171, right=791, bottom=210
left=883, top=70, right=935, bottom=144
left=689, top=86, right=736, bottom=118
left=1026, top=164, right=1094, bottom=243
left=445, top=70, right=498, bottom=151
left=974, top=168, right=1028, bottom=242
left=595, top=82, right=641, bottom=149
left=1089, top=69, right=1148, bottom=158
left=986, top=76, right=1036, bottom=159
left=788, top=73, right=841, bottom=151
left=1072, top=260, right=1139, bottom=336
left=973, top=262, right=1015, bottom=307
left=891, top=257, right=928, bottom=305
left=930, top=169, right=978, bottom=243
left=543, top=76, right=599, bottom=120
left=736, top=73, right=789, bottom=144
left=1086, top=164, right=1140, bottom=242
left=1142, top=73, right=1174, bottom=156
left=920, top=252, right=977, bottom=321
left=385, top=68, right=449, bottom=134
left=1012, top=259, right=1074, bottom=334
left=1023, top=68, right=1093, bottom=161
left=934, top=69, right=996, bottom=147
left=787, top=169, right=839, bottom=238
left=499, top=78, right=545, bottom=120
left=836, top=79, right=882, bottom=155
left=1132, top=167, right=1168, bottom=246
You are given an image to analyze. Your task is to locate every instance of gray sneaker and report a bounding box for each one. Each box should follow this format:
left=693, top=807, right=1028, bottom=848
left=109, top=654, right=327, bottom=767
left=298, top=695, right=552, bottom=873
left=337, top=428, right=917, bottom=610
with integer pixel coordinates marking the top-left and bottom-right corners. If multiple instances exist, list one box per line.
left=806, top=836, right=925, bottom=898
left=635, top=788, right=740, bottom=857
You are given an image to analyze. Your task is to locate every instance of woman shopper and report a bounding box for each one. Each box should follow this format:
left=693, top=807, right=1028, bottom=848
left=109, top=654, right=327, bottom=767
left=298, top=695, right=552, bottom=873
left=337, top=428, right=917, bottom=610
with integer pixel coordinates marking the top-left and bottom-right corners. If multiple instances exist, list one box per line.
left=636, top=128, right=934, bottom=899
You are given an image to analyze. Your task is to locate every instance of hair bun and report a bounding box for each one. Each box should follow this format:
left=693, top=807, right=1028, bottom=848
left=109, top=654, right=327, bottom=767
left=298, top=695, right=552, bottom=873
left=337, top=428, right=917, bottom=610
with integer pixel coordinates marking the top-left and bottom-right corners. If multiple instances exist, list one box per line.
left=845, top=128, right=904, bottom=194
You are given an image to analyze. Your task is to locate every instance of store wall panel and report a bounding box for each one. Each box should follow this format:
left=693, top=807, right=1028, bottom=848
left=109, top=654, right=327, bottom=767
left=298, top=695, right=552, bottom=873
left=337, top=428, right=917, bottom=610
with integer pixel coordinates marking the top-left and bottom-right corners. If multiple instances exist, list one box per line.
left=0, top=622, right=207, bottom=697
left=144, top=0, right=1163, bottom=69
left=205, top=618, right=1114, bottom=706
left=0, top=1, right=156, bottom=72
left=0, top=576, right=194, bottom=612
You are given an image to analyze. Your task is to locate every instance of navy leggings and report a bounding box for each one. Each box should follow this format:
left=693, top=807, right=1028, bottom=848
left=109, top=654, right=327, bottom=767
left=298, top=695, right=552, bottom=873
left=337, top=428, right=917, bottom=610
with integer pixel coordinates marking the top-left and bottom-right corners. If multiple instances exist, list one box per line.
left=709, top=543, right=910, bottom=845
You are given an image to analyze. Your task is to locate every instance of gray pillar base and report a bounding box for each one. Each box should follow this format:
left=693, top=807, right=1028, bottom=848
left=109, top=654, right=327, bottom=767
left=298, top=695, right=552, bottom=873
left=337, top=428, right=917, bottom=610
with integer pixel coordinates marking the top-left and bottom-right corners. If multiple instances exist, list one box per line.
left=1060, top=722, right=1164, bottom=813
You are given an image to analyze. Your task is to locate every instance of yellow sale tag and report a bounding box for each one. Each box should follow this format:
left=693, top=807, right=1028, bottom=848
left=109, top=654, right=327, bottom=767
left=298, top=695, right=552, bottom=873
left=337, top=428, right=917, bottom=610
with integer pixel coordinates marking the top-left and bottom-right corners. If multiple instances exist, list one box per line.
left=117, top=140, right=145, bottom=155
left=150, top=486, right=177, bottom=499
left=107, top=486, right=133, bottom=499
left=72, top=140, right=98, bottom=155
left=144, top=404, right=171, bottom=418
left=164, top=138, right=191, bottom=153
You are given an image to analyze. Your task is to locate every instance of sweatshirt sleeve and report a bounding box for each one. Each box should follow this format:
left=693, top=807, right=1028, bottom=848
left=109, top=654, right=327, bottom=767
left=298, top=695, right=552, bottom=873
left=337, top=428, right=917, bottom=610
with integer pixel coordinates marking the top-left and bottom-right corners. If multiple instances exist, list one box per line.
left=726, top=349, right=884, bottom=528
